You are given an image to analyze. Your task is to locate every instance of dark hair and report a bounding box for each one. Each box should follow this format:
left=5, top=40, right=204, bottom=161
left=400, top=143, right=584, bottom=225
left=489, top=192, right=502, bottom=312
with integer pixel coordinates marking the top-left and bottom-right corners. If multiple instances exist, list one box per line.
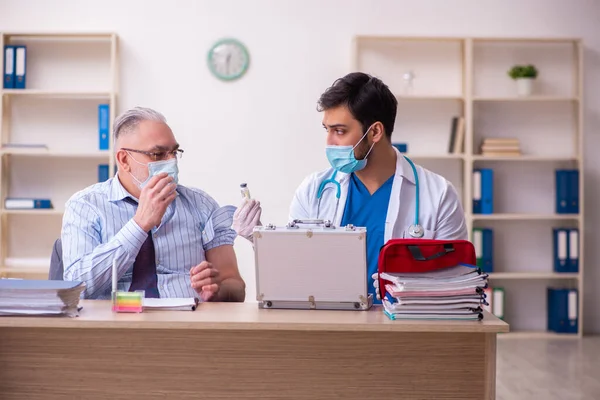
left=317, top=72, right=397, bottom=139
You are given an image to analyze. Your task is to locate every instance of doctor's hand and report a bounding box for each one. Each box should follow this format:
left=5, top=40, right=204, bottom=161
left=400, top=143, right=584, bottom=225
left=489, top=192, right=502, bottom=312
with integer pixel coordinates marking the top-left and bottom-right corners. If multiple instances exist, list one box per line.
left=233, top=198, right=262, bottom=243
left=372, top=273, right=381, bottom=301
left=190, top=261, right=220, bottom=301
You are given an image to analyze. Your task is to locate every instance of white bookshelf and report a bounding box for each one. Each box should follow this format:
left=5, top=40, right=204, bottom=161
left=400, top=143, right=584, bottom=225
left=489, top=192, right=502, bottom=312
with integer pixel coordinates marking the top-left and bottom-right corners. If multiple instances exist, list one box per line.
left=0, top=32, right=119, bottom=279
left=353, top=36, right=584, bottom=338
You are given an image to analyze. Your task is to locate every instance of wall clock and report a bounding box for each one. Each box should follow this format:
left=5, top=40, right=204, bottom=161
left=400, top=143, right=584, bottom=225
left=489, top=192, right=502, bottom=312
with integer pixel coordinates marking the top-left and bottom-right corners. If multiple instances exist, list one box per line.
left=207, top=38, right=250, bottom=81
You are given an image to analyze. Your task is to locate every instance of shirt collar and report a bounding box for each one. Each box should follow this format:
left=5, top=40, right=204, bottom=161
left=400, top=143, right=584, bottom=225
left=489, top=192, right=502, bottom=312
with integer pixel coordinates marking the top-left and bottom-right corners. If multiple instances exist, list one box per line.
left=393, top=146, right=417, bottom=184
left=108, top=173, right=136, bottom=202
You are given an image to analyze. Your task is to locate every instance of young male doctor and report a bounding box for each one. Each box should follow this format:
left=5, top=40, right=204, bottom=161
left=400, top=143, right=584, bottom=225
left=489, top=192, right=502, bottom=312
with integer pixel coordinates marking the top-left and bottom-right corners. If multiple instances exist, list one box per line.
left=233, top=72, right=468, bottom=302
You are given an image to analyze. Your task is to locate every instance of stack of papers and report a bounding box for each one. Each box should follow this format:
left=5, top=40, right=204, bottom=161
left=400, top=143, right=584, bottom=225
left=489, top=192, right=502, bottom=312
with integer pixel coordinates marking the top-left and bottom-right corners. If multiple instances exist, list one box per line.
left=381, top=264, right=488, bottom=321
left=0, top=279, right=86, bottom=317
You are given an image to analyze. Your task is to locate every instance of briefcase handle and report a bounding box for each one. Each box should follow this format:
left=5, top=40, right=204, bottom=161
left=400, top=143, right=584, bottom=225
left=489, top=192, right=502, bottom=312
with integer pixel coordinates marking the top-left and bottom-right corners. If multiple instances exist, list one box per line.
left=288, top=219, right=334, bottom=228
left=407, top=243, right=455, bottom=261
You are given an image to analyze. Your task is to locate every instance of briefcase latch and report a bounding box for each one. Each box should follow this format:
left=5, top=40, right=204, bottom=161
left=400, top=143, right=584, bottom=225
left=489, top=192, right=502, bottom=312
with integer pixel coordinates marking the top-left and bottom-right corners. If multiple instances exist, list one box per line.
left=308, top=295, right=316, bottom=309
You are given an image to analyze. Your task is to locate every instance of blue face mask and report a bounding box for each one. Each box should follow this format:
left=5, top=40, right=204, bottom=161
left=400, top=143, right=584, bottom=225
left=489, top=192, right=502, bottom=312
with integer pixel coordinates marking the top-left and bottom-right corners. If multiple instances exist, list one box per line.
left=325, top=125, right=375, bottom=174
left=128, top=154, right=179, bottom=188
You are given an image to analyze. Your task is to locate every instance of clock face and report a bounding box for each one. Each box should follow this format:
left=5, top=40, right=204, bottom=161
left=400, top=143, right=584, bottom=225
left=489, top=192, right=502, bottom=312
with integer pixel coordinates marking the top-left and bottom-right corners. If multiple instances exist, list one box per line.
left=207, top=38, right=250, bottom=81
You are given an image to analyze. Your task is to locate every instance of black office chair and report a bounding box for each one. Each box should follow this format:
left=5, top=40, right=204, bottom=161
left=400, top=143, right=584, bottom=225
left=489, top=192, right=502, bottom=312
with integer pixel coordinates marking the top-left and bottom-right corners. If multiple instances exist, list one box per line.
left=49, top=238, right=64, bottom=280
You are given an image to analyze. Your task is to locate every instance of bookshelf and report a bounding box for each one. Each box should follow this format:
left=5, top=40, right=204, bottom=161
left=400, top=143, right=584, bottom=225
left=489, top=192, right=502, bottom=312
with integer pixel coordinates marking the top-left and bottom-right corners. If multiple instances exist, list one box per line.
left=0, top=32, right=119, bottom=279
left=353, top=36, right=584, bottom=338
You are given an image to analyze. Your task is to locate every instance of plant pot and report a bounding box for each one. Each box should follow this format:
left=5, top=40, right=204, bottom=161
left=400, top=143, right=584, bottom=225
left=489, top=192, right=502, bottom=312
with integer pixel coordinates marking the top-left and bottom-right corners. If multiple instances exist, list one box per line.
left=516, top=78, right=534, bottom=96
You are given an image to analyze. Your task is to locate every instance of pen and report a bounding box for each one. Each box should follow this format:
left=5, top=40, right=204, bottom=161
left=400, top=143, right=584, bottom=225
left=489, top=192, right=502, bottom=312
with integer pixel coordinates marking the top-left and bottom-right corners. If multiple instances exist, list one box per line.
left=112, top=259, right=117, bottom=292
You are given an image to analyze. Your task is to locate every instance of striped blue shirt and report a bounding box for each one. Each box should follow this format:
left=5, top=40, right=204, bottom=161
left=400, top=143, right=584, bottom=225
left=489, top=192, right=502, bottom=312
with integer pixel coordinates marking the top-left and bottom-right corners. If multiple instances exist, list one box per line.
left=61, top=174, right=237, bottom=299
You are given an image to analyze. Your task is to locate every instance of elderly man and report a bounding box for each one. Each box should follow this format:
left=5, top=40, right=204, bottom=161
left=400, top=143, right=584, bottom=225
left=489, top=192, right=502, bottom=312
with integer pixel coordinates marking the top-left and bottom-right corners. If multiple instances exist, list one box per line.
left=62, top=106, right=245, bottom=301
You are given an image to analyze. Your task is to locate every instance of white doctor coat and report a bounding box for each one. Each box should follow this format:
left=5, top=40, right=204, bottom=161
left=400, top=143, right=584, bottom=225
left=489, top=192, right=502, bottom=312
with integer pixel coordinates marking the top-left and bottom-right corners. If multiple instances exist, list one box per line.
left=289, top=147, right=468, bottom=242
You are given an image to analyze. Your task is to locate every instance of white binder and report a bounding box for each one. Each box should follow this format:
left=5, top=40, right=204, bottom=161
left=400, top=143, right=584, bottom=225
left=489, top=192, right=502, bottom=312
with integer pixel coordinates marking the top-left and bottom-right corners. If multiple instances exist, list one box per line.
left=253, top=220, right=372, bottom=311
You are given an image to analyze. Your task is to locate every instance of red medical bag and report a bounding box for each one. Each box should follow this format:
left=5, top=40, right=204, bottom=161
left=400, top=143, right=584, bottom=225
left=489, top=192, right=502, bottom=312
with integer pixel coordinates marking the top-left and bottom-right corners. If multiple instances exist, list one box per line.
left=377, top=239, right=477, bottom=298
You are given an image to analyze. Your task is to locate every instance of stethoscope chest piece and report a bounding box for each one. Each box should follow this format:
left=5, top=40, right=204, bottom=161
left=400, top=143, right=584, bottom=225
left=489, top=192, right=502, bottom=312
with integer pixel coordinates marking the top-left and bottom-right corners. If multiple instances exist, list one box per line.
left=408, top=224, right=425, bottom=238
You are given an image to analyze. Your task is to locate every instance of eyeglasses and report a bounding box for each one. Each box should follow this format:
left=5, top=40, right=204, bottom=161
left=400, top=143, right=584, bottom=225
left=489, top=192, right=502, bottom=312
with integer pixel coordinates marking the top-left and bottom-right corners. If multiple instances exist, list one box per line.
left=122, top=148, right=184, bottom=162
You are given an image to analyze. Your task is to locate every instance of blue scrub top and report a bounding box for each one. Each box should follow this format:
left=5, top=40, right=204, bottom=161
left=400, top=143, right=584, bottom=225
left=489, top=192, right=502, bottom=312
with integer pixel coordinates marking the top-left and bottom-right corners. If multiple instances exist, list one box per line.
left=340, top=173, right=394, bottom=305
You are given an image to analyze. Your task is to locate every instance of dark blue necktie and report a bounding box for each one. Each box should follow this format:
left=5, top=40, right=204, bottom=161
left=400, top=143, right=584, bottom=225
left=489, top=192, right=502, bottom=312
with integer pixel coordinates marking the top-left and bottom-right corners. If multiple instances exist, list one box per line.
left=124, top=197, right=160, bottom=298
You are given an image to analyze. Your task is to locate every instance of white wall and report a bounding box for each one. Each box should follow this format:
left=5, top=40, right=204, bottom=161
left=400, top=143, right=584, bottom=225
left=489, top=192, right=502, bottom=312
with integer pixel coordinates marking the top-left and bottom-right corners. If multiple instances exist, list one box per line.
left=2, top=0, right=600, bottom=332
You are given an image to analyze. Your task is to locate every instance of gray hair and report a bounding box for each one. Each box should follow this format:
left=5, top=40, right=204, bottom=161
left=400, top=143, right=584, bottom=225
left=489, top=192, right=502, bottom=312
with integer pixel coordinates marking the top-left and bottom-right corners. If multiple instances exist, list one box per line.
left=113, top=106, right=167, bottom=142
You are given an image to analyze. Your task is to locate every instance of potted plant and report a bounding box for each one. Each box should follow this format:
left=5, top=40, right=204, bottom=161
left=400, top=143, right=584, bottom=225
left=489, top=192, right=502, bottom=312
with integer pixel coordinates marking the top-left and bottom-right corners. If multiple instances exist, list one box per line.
left=507, top=64, right=538, bottom=96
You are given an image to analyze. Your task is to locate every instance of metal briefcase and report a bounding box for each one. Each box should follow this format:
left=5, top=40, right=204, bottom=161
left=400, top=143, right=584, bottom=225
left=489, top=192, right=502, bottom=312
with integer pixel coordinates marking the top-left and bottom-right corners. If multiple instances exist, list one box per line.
left=252, top=219, right=372, bottom=311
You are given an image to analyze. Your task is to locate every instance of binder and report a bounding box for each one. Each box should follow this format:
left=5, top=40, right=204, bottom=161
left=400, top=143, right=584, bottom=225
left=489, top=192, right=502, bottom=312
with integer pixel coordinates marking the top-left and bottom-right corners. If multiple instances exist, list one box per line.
left=547, top=288, right=578, bottom=334
left=473, top=228, right=493, bottom=273
left=568, top=170, right=579, bottom=214
left=5, top=198, right=53, bottom=209
left=3, top=45, right=15, bottom=89
left=492, top=287, right=504, bottom=320
left=98, top=104, right=110, bottom=150
left=98, top=164, right=109, bottom=182
left=555, top=169, right=578, bottom=214
left=392, top=143, right=408, bottom=153
left=552, top=228, right=568, bottom=273
left=14, top=45, right=26, bottom=89
left=568, top=228, right=579, bottom=273
left=473, top=169, right=493, bottom=214
left=472, top=170, right=481, bottom=213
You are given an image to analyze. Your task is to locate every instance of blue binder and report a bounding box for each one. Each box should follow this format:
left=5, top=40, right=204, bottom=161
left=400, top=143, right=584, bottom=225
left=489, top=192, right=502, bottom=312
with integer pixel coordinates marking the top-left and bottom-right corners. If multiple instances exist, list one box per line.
left=98, top=164, right=109, bottom=182
left=473, top=169, right=493, bottom=214
left=547, top=288, right=578, bottom=334
left=3, top=45, right=15, bottom=89
left=4, top=198, right=53, bottom=209
left=568, top=170, right=579, bottom=214
left=556, top=169, right=579, bottom=214
left=14, top=45, right=26, bottom=89
left=567, top=228, right=579, bottom=273
left=392, top=143, right=408, bottom=153
left=473, top=228, right=493, bottom=273
left=552, top=228, right=569, bottom=273
left=98, top=104, right=110, bottom=150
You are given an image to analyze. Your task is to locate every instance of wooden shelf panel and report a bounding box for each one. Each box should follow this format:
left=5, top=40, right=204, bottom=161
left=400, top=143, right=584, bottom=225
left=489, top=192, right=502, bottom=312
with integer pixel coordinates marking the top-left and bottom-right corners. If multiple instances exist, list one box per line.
left=1, top=149, right=111, bottom=158
left=402, top=153, right=464, bottom=160
left=2, top=209, right=63, bottom=215
left=488, top=272, right=579, bottom=280
left=396, top=95, right=464, bottom=101
left=3, top=32, right=115, bottom=41
left=471, top=214, right=580, bottom=221
left=473, top=96, right=578, bottom=102
left=472, top=155, right=580, bottom=162
left=1, top=89, right=112, bottom=99
left=498, top=331, right=580, bottom=339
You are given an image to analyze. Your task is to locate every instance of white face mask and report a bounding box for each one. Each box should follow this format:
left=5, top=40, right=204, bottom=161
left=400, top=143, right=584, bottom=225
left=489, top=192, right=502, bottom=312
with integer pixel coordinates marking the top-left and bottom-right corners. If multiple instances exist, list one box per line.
left=128, top=152, right=179, bottom=188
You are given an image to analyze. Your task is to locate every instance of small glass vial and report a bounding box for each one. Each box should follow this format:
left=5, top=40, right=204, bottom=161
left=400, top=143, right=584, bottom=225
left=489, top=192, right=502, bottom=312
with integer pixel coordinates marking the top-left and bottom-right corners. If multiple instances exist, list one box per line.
left=240, top=183, right=251, bottom=200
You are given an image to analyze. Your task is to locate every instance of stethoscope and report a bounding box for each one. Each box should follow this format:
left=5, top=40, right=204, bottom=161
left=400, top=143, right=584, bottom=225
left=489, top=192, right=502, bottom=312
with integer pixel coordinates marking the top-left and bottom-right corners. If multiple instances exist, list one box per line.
left=316, top=155, right=424, bottom=238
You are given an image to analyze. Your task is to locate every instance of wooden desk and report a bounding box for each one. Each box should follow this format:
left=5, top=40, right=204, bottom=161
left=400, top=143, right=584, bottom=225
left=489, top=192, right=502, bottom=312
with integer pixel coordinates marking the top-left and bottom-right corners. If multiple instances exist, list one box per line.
left=0, top=300, right=508, bottom=399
